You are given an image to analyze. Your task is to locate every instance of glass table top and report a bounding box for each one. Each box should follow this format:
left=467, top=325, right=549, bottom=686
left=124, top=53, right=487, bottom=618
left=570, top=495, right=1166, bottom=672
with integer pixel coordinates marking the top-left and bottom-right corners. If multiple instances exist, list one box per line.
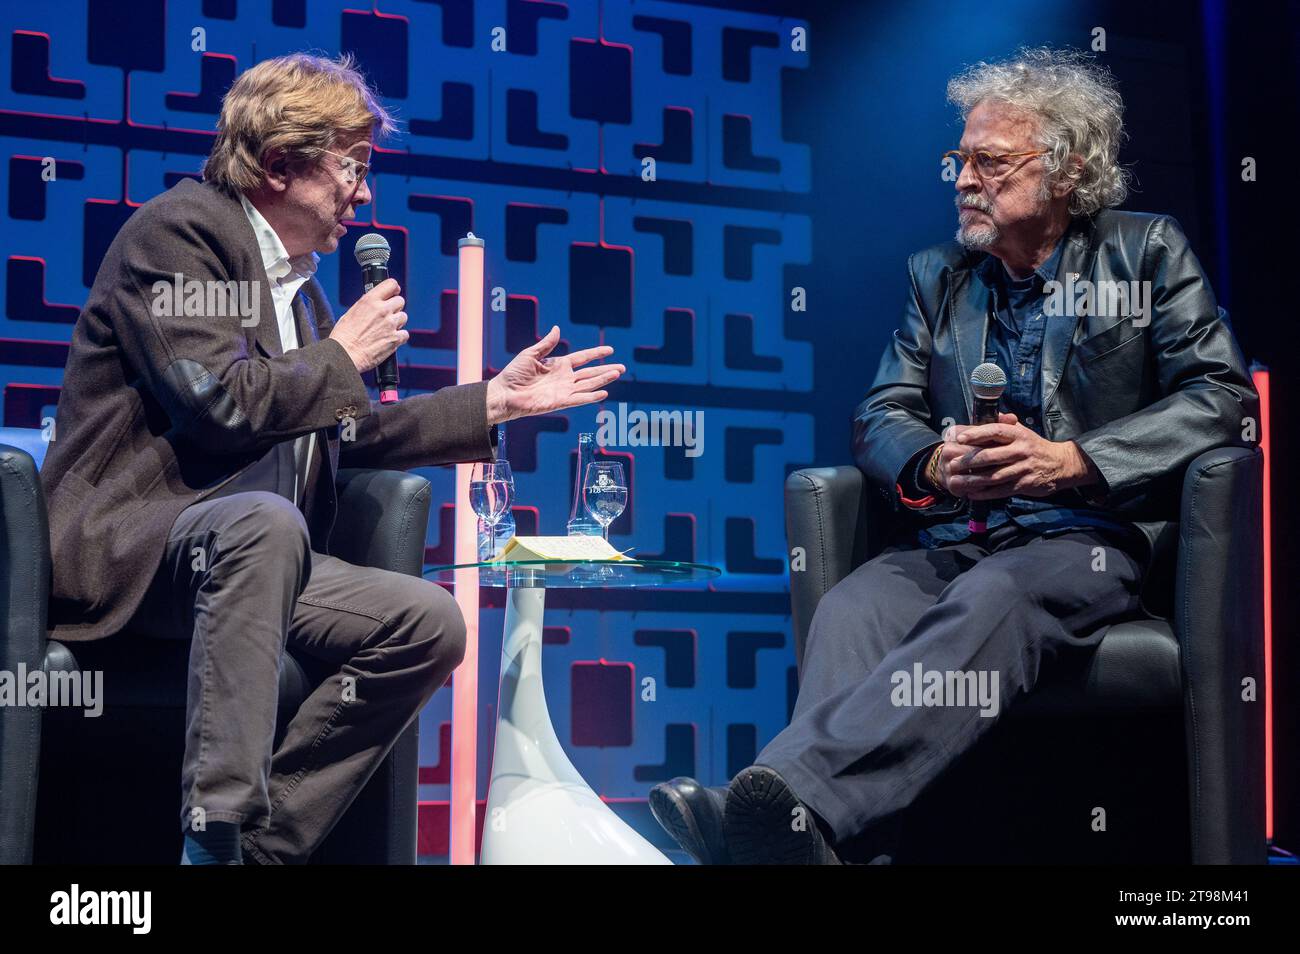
left=423, top=558, right=721, bottom=588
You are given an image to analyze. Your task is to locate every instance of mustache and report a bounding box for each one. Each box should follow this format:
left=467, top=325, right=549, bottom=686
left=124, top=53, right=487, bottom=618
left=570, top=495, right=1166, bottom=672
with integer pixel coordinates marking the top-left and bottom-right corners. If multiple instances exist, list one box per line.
left=955, top=193, right=994, bottom=214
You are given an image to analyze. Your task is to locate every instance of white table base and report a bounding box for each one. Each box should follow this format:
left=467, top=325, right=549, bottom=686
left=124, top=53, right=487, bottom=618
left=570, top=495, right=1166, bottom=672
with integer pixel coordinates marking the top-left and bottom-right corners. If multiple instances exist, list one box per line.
left=478, top=580, right=671, bottom=864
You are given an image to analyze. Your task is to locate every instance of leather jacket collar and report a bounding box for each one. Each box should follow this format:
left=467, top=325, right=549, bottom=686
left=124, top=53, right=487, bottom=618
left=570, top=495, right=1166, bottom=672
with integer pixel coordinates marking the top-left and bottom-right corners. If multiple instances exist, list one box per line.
left=945, top=215, right=1100, bottom=423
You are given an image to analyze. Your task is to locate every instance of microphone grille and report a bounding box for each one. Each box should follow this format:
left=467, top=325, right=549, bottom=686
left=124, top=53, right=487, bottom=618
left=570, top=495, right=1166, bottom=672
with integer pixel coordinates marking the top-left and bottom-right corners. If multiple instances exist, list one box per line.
left=970, top=361, right=1007, bottom=400
left=354, top=232, right=391, bottom=268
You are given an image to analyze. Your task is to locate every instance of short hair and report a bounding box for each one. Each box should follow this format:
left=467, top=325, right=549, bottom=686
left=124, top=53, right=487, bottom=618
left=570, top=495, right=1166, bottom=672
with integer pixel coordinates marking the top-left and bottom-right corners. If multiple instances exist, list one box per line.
left=946, top=47, right=1130, bottom=216
left=202, top=52, right=397, bottom=196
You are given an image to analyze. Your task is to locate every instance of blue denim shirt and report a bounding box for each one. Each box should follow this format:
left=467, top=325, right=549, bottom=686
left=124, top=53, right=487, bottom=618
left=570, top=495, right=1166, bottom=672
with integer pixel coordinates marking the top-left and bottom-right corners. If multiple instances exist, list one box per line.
left=917, top=241, right=1139, bottom=549
left=989, top=240, right=1060, bottom=430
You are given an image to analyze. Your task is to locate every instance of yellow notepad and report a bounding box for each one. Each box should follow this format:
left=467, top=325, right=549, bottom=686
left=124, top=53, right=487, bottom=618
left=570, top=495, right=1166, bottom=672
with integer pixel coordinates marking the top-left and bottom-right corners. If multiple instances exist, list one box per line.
left=492, top=535, right=633, bottom=563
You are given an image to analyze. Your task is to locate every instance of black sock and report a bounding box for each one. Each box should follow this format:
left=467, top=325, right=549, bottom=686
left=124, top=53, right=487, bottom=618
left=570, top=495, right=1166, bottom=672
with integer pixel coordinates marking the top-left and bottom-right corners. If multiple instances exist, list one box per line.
left=806, top=805, right=837, bottom=845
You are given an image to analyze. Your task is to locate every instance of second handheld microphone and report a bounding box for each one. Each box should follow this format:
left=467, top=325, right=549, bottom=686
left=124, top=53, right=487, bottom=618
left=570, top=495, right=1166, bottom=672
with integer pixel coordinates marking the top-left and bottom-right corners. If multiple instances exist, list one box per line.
left=354, top=233, right=400, bottom=405
left=966, top=362, right=1008, bottom=535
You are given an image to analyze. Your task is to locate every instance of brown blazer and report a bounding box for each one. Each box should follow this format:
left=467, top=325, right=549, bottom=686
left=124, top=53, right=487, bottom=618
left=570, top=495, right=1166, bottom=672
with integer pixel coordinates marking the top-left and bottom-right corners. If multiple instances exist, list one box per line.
left=40, top=178, right=495, bottom=642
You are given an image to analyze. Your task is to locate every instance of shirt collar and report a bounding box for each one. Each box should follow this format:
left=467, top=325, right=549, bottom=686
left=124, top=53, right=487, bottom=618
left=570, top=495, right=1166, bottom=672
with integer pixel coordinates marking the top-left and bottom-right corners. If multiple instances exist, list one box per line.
left=975, top=235, right=1064, bottom=291
left=239, top=192, right=319, bottom=284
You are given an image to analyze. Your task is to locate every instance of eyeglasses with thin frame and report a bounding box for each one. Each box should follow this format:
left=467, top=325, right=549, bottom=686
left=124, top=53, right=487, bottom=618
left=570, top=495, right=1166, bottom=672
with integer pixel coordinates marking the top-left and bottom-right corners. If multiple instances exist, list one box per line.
left=942, top=148, right=1047, bottom=181
left=318, top=148, right=371, bottom=186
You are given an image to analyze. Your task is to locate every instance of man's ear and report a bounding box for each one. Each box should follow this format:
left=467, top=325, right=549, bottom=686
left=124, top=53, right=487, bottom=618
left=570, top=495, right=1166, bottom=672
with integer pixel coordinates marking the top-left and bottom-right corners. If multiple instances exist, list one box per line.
left=1052, top=154, right=1084, bottom=198
left=262, top=148, right=292, bottom=193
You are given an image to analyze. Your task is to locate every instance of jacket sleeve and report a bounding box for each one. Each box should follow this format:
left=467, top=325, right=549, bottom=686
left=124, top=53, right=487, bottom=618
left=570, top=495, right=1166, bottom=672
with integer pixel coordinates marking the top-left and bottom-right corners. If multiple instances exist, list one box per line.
left=853, top=254, right=963, bottom=515
left=338, top=383, right=498, bottom=470
left=112, top=211, right=371, bottom=455
left=1071, top=216, right=1258, bottom=503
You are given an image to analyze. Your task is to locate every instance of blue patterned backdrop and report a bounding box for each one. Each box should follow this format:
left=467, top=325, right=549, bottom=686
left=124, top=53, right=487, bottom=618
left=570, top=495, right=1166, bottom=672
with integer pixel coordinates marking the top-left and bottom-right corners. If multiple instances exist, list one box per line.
left=0, top=0, right=816, bottom=859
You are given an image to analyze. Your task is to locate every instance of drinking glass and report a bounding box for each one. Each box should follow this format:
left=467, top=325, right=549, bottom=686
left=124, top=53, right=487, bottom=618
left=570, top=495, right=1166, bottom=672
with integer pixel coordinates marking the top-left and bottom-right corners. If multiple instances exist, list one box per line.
left=470, top=461, right=514, bottom=546
left=582, top=461, right=627, bottom=542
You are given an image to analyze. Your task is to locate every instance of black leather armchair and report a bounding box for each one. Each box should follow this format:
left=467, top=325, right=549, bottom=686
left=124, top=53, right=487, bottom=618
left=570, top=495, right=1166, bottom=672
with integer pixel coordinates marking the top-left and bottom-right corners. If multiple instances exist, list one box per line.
left=784, top=447, right=1265, bottom=864
left=0, top=426, right=433, bottom=864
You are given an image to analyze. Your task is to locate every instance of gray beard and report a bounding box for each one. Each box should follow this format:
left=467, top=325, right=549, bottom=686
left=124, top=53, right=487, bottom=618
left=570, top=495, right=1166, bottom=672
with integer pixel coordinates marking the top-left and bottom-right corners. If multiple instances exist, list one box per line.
left=956, top=221, right=1000, bottom=249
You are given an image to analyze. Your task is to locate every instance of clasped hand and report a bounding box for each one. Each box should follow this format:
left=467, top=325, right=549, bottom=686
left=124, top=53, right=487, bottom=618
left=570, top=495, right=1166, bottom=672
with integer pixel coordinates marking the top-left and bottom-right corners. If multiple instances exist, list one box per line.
left=936, top=413, right=1095, bottom=500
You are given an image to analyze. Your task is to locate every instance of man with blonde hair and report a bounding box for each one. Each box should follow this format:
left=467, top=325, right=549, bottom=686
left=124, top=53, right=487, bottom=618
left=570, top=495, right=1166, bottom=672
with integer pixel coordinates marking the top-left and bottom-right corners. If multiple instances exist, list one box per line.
left=651, top=47, right=1256, bottom=865
left=40, top=53, right=624, bottom=864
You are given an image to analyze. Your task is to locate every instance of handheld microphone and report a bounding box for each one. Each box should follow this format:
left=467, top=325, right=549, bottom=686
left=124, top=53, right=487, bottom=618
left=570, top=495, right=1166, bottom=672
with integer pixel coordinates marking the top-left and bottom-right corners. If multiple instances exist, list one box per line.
left=966, top=362, right=1008, bottom=535
left=354, top=233, right=399, bottom=405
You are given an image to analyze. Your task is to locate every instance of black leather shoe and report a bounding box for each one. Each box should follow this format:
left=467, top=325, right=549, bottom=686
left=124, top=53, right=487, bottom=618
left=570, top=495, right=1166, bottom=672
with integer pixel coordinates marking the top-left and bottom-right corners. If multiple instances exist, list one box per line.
left=724, top=765, right=841, bottom=865
left=649, top=777, right=730, bottom=865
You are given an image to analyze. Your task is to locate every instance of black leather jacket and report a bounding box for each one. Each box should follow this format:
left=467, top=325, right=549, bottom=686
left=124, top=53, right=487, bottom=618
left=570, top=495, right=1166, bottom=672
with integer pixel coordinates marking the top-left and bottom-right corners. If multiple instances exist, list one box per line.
left=853, top=209, right=1259, bottom=611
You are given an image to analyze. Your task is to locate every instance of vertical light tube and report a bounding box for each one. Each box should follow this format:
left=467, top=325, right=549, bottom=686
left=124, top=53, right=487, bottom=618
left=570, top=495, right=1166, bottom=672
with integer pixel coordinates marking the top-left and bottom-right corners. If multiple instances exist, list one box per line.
left=451, top=233, right=485, bottom=864
left=1254, top=367, right=1273, bottom=841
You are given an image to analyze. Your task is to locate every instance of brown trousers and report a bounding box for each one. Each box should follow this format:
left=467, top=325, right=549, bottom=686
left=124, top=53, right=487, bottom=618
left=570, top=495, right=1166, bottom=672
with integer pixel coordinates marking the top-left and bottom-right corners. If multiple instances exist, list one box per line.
left=127, top=491, right=465, bottom=864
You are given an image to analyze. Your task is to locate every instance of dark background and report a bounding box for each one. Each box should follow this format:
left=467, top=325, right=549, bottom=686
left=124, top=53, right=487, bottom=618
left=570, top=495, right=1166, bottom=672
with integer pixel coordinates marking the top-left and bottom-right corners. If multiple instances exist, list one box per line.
left=753, top=0, right=1300, bottom=855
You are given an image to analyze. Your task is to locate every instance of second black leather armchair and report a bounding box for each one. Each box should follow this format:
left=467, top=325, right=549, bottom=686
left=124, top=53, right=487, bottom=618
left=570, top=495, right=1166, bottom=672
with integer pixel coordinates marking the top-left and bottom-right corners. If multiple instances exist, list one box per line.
left=783, top=447, right=1265, bottom=864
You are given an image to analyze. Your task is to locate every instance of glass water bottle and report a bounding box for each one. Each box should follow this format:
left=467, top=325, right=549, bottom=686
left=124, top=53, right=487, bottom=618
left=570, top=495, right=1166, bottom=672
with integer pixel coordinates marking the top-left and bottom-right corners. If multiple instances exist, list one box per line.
left=566, top=432, right=603, bottom=536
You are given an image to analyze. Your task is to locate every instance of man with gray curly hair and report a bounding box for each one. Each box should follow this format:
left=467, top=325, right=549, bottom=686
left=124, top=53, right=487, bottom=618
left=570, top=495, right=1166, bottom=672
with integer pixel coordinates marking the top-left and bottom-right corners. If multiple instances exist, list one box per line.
left=651, top=47, right=1256, bottom=864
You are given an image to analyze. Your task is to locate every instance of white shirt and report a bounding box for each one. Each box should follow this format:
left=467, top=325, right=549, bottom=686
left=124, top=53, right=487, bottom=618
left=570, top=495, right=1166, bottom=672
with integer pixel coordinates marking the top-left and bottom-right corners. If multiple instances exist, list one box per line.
left=239, top=193, right=319, bottom=508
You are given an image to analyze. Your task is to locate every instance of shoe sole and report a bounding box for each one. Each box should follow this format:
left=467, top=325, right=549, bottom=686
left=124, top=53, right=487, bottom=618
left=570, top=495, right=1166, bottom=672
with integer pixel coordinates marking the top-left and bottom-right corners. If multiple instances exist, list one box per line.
left=725, top=766, right=818, bottom=865
left=649, top=785, right=719, bottom=865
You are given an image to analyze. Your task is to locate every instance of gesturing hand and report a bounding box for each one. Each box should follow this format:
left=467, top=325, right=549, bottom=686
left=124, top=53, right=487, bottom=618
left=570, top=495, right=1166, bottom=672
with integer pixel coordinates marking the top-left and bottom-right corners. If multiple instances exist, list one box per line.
left=485, top=325, right=625, bottom=425
left=940, top=412, right=1099, bottom=500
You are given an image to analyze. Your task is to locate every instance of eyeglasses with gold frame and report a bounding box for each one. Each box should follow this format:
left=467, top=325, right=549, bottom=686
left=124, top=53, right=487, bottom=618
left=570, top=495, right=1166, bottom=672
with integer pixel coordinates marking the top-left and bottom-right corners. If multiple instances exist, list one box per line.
left=942, top=149, right=1047, bottom=180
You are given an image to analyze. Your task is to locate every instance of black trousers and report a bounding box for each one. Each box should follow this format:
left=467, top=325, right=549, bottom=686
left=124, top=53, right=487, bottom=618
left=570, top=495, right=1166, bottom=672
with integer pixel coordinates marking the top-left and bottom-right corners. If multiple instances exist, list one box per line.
left=757, top=523, right=1147, bottom=859
left=126, top=491, right=467, bottom=864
